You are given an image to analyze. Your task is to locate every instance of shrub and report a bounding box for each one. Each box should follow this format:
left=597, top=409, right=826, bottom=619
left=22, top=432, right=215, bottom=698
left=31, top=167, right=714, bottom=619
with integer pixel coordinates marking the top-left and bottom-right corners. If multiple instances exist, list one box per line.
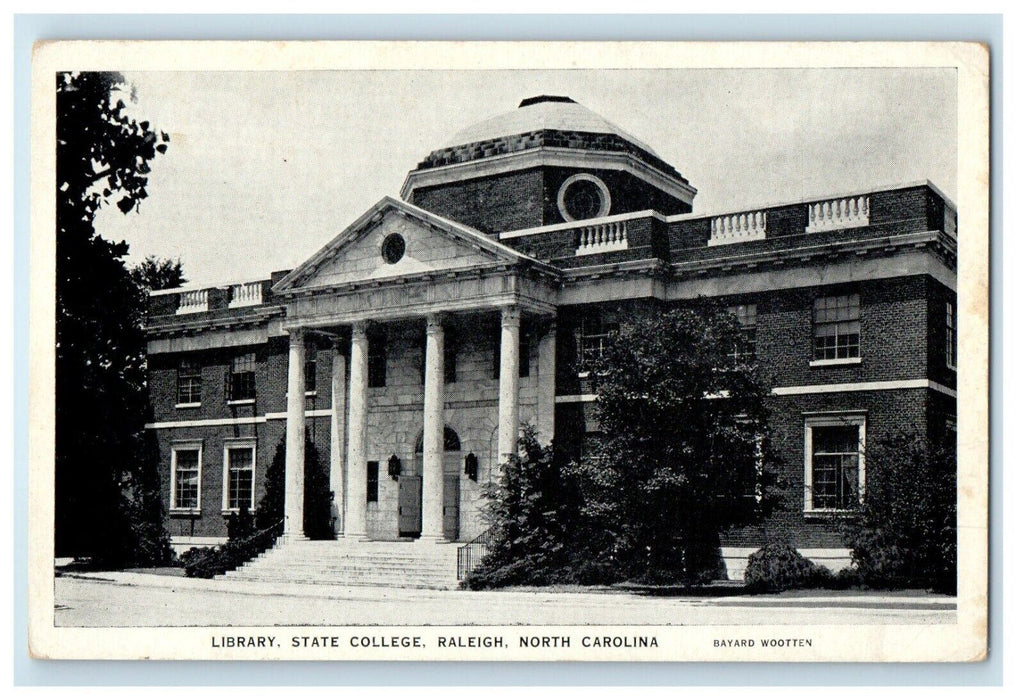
left=744, top=541, right=834, bottom=592
left=843, top=432, right=956, bottom=594
left=181, top=521, right=282, bottom=578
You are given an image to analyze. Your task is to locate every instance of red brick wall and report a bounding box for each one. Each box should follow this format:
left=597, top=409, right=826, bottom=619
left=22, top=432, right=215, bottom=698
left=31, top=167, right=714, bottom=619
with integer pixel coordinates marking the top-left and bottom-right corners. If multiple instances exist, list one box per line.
left=410, top=169, right=546, bottom=235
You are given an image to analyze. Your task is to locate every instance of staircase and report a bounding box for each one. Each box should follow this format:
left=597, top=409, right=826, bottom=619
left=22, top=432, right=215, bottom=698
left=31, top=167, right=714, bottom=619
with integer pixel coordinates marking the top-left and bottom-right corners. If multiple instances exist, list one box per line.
left=220, top=538, right=463, bottom=590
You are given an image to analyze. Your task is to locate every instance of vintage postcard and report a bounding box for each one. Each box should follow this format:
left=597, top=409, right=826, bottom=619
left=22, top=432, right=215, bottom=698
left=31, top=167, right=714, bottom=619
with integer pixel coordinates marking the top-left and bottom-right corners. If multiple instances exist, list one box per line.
left=28, top=40, right=989, bottom=662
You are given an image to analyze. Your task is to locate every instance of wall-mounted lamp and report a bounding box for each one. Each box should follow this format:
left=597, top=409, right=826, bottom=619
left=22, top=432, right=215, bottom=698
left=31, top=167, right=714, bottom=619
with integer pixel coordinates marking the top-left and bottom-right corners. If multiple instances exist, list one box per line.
left=464, top=452, right=478, bottom=482
left=387, top=454, right=402, bottom=480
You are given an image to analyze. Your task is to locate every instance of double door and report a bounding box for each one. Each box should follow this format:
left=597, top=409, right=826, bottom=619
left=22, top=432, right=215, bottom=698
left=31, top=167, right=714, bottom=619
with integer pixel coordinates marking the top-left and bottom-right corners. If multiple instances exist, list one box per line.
left=397, top=473, right=459, bottom=540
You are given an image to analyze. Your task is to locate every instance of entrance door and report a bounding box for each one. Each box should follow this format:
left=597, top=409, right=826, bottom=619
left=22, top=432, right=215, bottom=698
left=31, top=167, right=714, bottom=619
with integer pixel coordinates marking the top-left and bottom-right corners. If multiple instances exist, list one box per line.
left=443, top=474, right=460, bottom=541
left=398, top=476, right=422, bottom=537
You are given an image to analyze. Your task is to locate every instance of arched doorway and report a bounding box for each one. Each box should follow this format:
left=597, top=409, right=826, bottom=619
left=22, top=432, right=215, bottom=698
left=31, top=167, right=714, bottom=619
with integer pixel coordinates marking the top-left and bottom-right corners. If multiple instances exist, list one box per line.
left=401, top=426, right=461, bottom=539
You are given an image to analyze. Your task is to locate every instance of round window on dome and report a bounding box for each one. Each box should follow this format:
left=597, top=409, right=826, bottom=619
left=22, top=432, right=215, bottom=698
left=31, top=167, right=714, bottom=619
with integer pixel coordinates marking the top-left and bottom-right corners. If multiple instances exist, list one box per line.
left=381, top=233, right=406, bottom=264
left=557, top=174, right=612, bottom=222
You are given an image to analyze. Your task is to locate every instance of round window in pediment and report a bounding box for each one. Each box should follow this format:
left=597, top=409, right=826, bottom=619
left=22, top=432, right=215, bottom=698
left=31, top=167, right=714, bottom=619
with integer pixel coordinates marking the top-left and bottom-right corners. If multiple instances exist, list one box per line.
left=557, top=173, right=612, bottom=222
left=381, top=233, right=406, bottom=264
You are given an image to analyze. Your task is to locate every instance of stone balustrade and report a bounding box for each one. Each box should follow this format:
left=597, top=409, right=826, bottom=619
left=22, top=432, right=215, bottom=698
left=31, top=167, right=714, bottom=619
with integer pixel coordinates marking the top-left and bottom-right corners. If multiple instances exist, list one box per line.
left=708, top=211, right=767, bottom=247
left=229, top=281, right=264, bottom=308
left=175, top=289, right=209, bottom=315
left=806, top=196, right=871, bottom=233
left=575, top=221, right=628, bottom=256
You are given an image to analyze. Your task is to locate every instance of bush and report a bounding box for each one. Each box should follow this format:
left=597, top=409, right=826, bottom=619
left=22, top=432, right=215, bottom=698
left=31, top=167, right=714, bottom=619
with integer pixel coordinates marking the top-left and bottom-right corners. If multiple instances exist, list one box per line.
left=744, top=541, right=834, bottom=593
left=181, top=521, right=282, bottom=578
left=843, top=432, right=956, bottom=594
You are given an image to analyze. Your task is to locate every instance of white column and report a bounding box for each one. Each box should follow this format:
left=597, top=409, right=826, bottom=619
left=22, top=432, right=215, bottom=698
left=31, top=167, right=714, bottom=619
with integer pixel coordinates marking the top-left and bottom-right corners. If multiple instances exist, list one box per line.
left=420, top=314, right=446, bottom=543
left=283, top=329, right=306, bottom=539
left=497, top=306, right=521, bottom=461
left=344, top=321, right=369, bottom=539
left=536, top=318, right=557, bottom=445
left=328, top=343, right=347, bottom=536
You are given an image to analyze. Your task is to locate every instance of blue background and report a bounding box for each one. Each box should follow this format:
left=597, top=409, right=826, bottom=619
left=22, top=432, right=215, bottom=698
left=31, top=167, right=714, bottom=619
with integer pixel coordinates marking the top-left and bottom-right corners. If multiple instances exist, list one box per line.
left=12, top=12, right=1003, bottom=686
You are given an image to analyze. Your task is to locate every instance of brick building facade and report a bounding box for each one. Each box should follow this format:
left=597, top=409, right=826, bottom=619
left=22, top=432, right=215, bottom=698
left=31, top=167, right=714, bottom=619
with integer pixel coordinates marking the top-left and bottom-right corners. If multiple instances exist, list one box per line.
left=145, top=96, right=957, bottom=579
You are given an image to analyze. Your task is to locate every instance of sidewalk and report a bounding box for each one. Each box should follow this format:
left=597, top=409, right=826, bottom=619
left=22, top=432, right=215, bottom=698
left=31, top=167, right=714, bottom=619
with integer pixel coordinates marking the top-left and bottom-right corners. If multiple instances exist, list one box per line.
left=54, top=569, right=956, bottom=628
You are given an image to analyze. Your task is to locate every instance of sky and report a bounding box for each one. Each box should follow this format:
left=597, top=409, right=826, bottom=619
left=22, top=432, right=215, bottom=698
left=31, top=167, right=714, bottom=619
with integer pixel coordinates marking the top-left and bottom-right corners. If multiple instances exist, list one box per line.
left=95, top=68, right=957, bottom=286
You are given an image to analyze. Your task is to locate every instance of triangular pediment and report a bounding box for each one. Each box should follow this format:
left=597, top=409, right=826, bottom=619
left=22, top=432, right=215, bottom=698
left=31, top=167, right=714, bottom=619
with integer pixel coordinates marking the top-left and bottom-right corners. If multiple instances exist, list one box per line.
left=274, top=197, right=542, bottom=293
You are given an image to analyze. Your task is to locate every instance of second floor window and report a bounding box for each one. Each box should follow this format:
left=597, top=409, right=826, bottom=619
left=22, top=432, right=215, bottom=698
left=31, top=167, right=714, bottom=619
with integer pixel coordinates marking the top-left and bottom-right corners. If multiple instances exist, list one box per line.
left=305, top=346, right=317, bottom=392
left=228, top=352, right=256, bottom=401
left=177, top=359, right=202, bottom=405
left=577, top=311, right=618, bottom=366
left=368, top=335, right=387, bottom=388
left=813, top=294, right=860, bottom=361
left=945, top=301, right=957, bottom=370
left=727, top=304, right=757, bottom=365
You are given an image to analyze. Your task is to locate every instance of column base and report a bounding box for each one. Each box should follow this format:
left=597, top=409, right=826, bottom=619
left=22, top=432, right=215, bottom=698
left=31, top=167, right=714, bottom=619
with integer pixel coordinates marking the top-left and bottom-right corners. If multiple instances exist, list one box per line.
left=341, top=532, right=369, bottom=542
left=280, top=532, right=309, bottom=543
left=416, top=534, right=450, bottom=545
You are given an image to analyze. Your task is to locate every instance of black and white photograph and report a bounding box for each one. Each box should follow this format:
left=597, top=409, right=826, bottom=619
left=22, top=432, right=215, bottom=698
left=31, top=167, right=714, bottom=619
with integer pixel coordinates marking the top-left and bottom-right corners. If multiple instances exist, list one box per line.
left=27, top=40, right=989, bottom=662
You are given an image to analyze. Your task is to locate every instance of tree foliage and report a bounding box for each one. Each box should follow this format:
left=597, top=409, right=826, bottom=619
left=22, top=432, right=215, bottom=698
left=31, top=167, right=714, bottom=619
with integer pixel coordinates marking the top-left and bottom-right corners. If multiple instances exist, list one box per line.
left=254, top=431, right=334, bottom=539
left=843, top=432, right=957, bottom=594
left=55, top=72, right=171, bottom=564
left=462, top=427, right=595, bottom=589
left=578, top=304, right=780, bottom=583
left=131, top=255, right=187, bottom=291
left=466, top=305, right=780, bottom=588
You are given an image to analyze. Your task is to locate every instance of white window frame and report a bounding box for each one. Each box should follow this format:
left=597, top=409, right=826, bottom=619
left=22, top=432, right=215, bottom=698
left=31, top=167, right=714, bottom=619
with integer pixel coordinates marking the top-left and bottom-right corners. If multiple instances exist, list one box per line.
left=945, top=301, right=957, bottom=371
left=222, top=439, right=257, bottom=514
left=803, top=413, right=867, bottom=515
left=170, top=441, right=203, bottom=514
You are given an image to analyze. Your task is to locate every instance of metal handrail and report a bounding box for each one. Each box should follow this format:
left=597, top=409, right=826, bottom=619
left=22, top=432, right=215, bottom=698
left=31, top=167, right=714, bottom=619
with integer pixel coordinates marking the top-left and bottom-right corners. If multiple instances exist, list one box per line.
left=456, top=527, right=495, bottom=581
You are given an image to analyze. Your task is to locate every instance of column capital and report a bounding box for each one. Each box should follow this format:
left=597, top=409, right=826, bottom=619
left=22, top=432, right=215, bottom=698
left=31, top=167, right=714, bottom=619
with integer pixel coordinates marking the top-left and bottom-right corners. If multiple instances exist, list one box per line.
left=500, top=305, right=521, bottom=328
left=425, top=313, right=448, bottom=334
left=288, top=327, right=306, bottom=344
left=351, top=319, right=369, bottom=339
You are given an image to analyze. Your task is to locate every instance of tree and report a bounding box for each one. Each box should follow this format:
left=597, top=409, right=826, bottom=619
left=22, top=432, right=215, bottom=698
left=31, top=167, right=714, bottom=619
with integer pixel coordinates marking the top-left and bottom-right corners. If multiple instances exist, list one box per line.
left=463, top=427, right=593, bottom=589
left=254, top=431, right=334, bottom=539
left=131, top=255, right=187, bottom=291
left=843, top=432, right=957, bottom=594
left=55, top=72, right=170, bottom=564
left=578, top=304, right=780, bottom=583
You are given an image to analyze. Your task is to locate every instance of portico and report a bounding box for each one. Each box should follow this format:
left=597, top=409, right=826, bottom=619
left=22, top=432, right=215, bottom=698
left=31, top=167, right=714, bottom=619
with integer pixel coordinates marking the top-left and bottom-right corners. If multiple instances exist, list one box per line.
left=272, top=197, right=560, bottom=542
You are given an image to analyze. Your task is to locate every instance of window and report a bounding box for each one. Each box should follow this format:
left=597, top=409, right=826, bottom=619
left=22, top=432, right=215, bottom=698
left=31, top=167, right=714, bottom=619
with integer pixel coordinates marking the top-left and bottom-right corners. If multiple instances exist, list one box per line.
left=804, top=415, right=866, bottom=512
left=727, top=304, right=757, bottom=365
left=304, top=345, right=317, bottom=393
left=491, top=331, right=530, bottom=379
left=366, top=461, right=379, bottom=503
left=177, top=359, right=202, bottom=405
left=813, top=294, right=860, bottom=361
left=368, top=335, right=387, bottom=388
left=223, top=443, right=255, bottom=512
left=228, top=352, right=256, bottom=401
left=945, top=301, right=957, bottom=370
left=171, top=444, right=202, bottom=511
left=577, top=310, right=618, bottom=365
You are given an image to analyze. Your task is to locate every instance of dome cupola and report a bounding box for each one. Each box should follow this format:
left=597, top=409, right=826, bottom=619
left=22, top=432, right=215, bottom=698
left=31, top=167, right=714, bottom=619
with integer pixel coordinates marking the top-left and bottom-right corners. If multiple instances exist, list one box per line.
left=402, top=96, right=696, bottom=235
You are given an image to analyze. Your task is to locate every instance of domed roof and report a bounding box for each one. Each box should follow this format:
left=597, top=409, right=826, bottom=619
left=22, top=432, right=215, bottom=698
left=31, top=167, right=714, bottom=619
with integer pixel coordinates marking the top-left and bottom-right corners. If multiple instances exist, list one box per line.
left=413, top=95, right=686, bottom=185
left=442, top=95, right=659, bottom=157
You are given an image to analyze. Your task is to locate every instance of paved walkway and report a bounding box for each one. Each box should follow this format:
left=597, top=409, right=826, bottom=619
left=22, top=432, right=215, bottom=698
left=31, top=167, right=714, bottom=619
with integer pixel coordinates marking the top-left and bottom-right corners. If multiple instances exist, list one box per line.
left=54, top=571, right=956, bottom=628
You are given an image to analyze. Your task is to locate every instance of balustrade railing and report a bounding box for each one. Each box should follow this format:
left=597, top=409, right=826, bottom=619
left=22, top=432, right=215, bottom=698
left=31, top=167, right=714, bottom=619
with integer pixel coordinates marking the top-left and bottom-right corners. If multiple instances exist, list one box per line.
left=175, top=289, right=210, bottom=315
left=575, top=221, right=628, bottom=256
left=806, top=196, right=870, bottom=233
left=229, top=281, right=264, bottom=308
left=708, top=211, right=767, bottom=246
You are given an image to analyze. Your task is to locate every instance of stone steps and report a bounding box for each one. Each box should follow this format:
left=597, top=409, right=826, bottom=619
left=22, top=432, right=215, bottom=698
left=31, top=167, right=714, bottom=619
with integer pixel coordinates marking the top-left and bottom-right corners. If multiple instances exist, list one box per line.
left=220, top=538, right=463, bottom=590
